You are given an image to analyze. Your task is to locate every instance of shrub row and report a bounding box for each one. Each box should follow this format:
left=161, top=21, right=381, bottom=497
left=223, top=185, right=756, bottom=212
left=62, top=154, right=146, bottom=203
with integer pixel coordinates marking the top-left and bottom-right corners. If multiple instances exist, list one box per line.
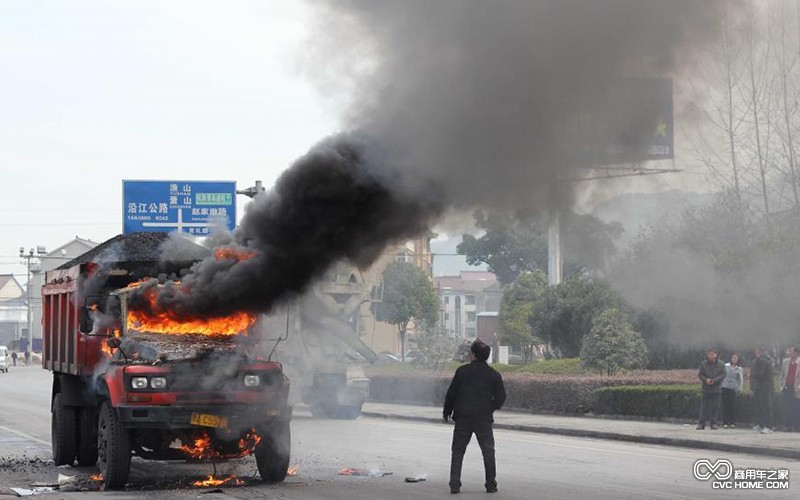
left=591, top=385, right=786, bottom=424
left=368, top=370, right=700, bottom=414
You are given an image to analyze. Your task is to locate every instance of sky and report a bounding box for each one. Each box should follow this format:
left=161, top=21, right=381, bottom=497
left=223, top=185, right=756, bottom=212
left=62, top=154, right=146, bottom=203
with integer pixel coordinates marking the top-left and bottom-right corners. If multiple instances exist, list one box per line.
left=0, top=1, right=337, bottom=281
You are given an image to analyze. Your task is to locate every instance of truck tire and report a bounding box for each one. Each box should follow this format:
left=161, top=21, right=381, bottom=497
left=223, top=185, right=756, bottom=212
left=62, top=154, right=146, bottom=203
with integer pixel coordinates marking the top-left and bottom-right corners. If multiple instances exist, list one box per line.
left=335, top=405, right=362, bottom=420
left=76, top=407, right=98, bottom=466
left=255, top=421, right=291, bottom=483
left=97, top=401, right=131, bottom=489
left=309, top=402, right=329, bottom=418
left=51, top=393, right=78, bottom=466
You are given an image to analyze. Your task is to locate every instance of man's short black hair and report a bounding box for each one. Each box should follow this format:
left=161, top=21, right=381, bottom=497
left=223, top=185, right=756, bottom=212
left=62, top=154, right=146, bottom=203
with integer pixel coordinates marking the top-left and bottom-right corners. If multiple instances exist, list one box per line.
left=471, top=340, right=491, bottom=362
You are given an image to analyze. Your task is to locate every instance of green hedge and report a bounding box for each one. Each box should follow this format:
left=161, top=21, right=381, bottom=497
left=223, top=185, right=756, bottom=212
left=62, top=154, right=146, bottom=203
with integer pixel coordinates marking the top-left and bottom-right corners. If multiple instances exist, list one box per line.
left=367, top=374, right=598, bottom=413
left=368, top=373, right=789, bottom=423
left=591, top=385, right=787, bottom=423
left=368, top=372, right=693, bottom=414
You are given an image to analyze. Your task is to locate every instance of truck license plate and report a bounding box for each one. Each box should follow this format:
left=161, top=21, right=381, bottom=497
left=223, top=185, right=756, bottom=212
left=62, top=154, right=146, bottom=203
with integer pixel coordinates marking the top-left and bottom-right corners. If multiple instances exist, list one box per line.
left=190, top=413, right=229, bottom=429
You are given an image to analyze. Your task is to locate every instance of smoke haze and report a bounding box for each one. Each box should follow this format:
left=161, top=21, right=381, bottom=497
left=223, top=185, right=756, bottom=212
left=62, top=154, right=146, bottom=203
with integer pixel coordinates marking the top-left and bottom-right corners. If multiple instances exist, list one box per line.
left=132, top=0, right=736, bottom=318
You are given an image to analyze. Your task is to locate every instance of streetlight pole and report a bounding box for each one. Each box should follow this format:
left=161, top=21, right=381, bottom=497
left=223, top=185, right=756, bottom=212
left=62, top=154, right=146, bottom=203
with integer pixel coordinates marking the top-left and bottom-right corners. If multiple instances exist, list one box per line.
left=19, top=246, right=46, bottom=353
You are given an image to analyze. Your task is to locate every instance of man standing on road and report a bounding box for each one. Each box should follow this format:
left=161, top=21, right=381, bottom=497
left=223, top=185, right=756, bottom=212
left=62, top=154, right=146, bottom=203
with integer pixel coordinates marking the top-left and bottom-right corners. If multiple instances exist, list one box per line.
left=697, top=348, right=725, bottom=430
left=10, top=351, right=16, bottom=367
left=24, top=350, right=30, bottom=366
left=443, top=340, right=506, bottom=494
left=751, top=346, right=775, bottom=434
left=779, top=346, right=800, bottom=431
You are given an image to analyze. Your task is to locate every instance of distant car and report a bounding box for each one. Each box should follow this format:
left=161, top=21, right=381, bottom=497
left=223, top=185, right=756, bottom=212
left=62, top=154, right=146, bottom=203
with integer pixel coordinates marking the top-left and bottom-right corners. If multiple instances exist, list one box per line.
left=0, top=346, right=9, bottom=373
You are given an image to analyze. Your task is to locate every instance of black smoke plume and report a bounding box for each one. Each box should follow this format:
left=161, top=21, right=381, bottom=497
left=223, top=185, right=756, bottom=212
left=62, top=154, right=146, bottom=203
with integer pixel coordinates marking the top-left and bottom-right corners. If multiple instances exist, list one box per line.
left=132, top=0, right=737, bottom=318
left=128, top=137, right=443, bottom=317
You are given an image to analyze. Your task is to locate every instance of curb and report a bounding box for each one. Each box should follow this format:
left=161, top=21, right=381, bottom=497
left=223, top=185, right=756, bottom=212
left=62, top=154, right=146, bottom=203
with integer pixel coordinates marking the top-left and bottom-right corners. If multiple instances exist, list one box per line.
left=361, top=411, right=800, bottom=461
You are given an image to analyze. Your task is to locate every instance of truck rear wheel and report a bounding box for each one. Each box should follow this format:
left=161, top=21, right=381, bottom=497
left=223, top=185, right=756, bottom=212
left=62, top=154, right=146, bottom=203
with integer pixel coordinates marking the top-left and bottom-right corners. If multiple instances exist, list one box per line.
left=51, top=393, right=77, bottom=466
left=255, top=421, right=291, bottom=483
left=97, top=401, right=131, bottom=489
left=76, top=407, right=98, bottom=466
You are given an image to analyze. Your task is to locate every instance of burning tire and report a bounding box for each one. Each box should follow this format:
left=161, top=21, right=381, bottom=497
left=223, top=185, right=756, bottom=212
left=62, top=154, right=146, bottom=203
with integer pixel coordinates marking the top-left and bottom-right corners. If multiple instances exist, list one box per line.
left=51, top=393, right=77, bottom=466
left=255, top=421, right=291, bottom=483
left=76, top=407, right=99, bottom=466
left=97, top=401, right=131, bottom=489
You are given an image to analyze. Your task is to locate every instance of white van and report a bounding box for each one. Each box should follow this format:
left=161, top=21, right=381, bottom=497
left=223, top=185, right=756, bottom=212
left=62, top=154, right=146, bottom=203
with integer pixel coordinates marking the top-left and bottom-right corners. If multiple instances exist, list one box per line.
left=0, top=346, right=8, bottom=373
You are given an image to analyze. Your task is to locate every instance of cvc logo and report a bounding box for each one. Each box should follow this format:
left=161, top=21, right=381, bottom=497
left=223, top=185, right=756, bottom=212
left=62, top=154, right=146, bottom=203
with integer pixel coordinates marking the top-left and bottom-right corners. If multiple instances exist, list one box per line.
left=693, top=459, right=733, bottom=481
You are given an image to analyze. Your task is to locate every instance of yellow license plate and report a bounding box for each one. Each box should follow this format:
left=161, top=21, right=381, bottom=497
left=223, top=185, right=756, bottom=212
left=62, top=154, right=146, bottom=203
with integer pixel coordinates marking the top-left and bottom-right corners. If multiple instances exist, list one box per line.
left=190, top=413, right=229, bottom=429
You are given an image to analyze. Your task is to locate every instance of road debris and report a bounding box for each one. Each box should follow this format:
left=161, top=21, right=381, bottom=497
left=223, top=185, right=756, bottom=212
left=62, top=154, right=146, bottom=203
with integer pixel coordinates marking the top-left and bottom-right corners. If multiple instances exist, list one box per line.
left=405, top=475, right=427, bottom=483
left=9, top=487, right=56, bottom=497
left=338, top=468, right=393, bottom=477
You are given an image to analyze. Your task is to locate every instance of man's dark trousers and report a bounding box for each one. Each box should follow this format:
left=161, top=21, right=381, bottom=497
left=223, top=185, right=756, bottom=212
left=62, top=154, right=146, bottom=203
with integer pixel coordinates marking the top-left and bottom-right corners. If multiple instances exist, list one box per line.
left=783, top=388, right=800, bottom=431
left=450, top=417, right=496, bottom=491
left=753, top=390, right=773, bottom=429
left=699, top=392, right=720, bottom=425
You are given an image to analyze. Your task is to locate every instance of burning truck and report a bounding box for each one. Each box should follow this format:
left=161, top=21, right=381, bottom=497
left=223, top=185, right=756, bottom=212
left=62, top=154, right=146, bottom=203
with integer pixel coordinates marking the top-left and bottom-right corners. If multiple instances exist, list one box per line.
left=41, top=233, right=292, bottom=488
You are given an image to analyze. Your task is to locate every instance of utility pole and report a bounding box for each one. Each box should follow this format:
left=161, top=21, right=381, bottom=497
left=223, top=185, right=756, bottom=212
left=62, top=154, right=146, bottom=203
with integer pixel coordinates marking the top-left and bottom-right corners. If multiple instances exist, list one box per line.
left=19, top=246, right=46, bottom=352
left=547, top=210, right=562, bottom=286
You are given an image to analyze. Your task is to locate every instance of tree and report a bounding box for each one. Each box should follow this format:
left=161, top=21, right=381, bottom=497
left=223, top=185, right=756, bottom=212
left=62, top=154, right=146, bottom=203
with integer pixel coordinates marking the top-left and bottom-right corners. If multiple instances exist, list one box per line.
left=457, top=212, right=548, bottom=285
left=411, top=326, right=456, bottom=370
left=580, top=309, right=648, bottom=376
left=457, top=211, right=623, bottom=285
left=531, top=277, right=627, bottom=358
left=375, top=261, right=439, bottom=360
left=498, top=270, right=548, bottom=362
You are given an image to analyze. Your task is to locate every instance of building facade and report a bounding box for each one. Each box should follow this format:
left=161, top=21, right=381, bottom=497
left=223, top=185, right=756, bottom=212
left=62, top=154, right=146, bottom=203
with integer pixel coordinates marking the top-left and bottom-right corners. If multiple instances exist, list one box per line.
left=435, top=271, right=502, bottom=340
left=0, top=275, right=26, bottom=346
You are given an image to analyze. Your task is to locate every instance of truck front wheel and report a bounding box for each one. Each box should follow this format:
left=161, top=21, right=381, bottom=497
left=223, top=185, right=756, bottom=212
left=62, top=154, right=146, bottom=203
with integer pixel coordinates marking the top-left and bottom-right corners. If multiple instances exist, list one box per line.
left=97, top=401, right=131, bottom=489
left=255, top=421, right=291, bottom=483
left=51, top=393, right=77, bottom=466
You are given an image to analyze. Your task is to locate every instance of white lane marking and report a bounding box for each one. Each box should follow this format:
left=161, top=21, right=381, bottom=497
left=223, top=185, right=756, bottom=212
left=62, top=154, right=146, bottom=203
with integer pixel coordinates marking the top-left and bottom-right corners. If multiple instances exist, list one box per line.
left=0, top=424, right=51, bottom=446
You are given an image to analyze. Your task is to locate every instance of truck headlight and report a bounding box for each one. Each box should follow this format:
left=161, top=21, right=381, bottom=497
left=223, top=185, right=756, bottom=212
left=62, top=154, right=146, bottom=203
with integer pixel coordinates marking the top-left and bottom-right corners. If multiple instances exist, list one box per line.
left=131, top=377, right=148, bottom=390
left=150, top=377, right=167, bottom=389
left=243, top=375, right=260, bottom=387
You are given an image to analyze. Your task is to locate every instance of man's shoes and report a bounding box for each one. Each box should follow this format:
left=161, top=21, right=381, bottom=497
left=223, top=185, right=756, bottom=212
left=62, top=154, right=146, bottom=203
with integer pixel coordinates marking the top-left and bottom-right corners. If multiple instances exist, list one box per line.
left=486, top=486, right=499, bottom=493
left=761, top=427, right=774, bottom=434
left=722, top=424, right=728, bottom=429
left=696, top=423, right=705, bottom=430
left=730, top=424, right=736, bottom=429
left=753, top=425, right=762, bottom=431
left=450, top=487, right=460, bottom=494
left=710, top=424, right=718, bottom=430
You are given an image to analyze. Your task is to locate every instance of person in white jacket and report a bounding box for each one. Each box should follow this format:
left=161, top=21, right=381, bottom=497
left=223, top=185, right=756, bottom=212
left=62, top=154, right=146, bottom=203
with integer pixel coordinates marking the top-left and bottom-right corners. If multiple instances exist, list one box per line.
left=721, top=354, right=743, bottom=428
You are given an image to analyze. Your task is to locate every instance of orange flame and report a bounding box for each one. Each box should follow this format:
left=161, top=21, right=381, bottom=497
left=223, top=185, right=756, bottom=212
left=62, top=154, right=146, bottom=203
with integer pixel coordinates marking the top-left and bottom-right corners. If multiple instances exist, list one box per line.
left=193, top=475, right=244, bottom=487
left=126, top=284, right=255, bottom=336
left=89, top=473, right=103, bottom=481
left=287, top=465, right=299, bottom=476
left=127, top=309, right=255, bottom=336
left=214, top=247, right=256, bottom=262
left=180, top=429, right=261, bottom=460
left=100, top=329, right=121, bottom=357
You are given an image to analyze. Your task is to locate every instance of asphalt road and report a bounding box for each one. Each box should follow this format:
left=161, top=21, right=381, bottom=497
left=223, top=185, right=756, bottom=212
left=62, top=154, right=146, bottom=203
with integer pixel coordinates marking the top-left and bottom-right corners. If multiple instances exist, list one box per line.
left=1, top=366, right=798, bottom=499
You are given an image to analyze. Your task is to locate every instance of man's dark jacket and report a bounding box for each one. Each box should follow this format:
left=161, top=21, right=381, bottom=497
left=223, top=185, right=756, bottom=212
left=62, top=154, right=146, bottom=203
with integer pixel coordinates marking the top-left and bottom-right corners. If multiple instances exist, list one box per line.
left=443, top=360, right=506, bottom=422
left=698, top=358, right=726, bottom=394
left=750, top=355, right=775, bottom=394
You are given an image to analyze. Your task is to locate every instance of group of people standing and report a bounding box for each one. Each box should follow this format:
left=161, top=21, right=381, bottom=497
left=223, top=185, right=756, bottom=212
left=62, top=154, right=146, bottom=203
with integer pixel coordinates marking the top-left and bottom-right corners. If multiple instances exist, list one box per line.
left=697, top=346, right=800, bottom=433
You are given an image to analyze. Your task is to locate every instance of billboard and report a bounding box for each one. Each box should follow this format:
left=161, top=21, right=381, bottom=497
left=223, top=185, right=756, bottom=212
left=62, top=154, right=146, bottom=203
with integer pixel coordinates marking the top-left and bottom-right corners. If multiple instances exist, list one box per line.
left=123, top=180, right=237, bottom=235
left=559, top=77, right=673, bottom=165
